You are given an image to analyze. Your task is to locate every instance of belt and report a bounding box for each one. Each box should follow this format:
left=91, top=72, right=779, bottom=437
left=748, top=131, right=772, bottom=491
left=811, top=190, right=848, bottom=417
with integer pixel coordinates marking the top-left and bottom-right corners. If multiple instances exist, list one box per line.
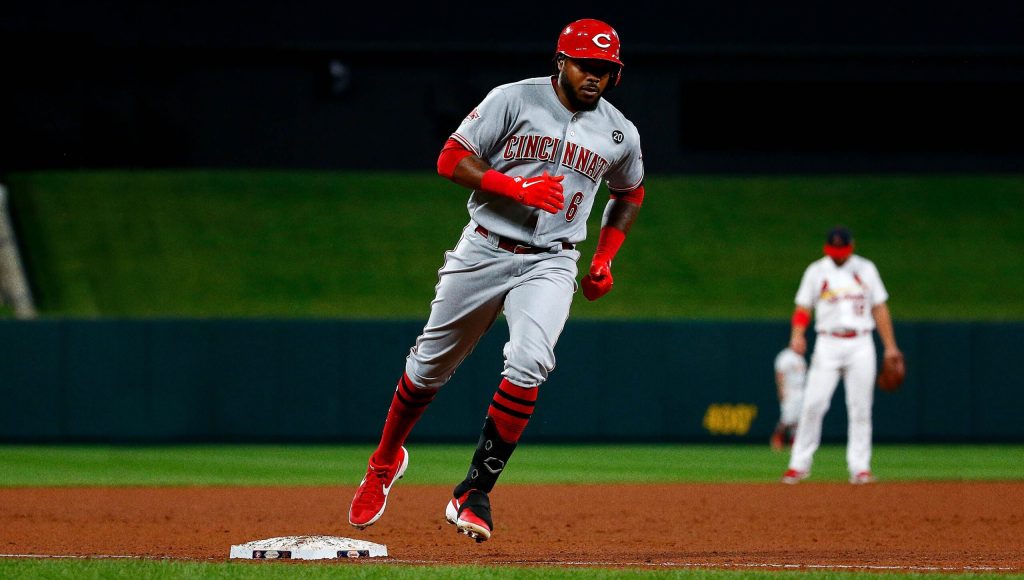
left=819, top=329, right=868, bottom=339
left=475, top=225, right=573, bottom=254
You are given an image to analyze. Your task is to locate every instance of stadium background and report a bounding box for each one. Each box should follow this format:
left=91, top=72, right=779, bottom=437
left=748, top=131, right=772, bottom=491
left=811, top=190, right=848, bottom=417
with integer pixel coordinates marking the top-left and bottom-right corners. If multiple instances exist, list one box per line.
left=1, top=0, right=1023, bottom=445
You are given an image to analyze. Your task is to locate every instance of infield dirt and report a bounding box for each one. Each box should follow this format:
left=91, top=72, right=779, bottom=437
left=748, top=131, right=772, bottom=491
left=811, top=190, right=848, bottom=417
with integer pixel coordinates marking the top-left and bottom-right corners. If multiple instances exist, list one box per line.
left=1, top=483, right=1021, bottom=571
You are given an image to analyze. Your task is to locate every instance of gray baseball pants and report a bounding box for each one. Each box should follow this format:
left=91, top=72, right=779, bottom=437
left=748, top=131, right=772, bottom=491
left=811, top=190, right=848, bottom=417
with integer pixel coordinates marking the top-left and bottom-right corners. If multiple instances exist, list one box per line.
left=404, top=221, right=580, bottom=390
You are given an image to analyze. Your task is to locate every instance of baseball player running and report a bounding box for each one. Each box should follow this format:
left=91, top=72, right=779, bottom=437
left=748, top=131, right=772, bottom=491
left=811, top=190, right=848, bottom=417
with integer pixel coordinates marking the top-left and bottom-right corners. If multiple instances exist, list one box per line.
left=348, top=18, right=645, bottom=542
left=771, top=345, right=807, bottom=451
left=782, top=226, right=902, bottom=485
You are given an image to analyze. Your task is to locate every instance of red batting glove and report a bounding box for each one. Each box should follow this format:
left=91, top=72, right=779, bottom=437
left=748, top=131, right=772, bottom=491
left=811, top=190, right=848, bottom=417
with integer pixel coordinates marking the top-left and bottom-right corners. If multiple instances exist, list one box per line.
left=581, top=260, right=613, bottom=301
left=481, top=169, right=565, bottom=214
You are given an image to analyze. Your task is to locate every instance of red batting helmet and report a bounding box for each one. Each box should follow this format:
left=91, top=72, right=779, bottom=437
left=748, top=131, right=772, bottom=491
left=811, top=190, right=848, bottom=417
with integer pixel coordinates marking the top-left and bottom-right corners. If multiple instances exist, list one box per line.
left=556, top=18, right=624, bottom=85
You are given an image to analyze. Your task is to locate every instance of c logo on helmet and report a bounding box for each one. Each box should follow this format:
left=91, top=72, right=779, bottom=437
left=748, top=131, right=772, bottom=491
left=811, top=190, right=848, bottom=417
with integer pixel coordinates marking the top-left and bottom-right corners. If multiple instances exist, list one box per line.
left=592, top=33, right=612, bottom=49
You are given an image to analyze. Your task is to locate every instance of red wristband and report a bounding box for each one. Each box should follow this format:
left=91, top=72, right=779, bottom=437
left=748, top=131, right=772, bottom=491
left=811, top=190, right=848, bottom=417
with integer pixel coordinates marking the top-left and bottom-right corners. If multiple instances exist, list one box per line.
left=593, top=226, right=626, bottom=264
left=792, top=309, right=810, bottom=328
left=480, top=169, right=518, bottom=198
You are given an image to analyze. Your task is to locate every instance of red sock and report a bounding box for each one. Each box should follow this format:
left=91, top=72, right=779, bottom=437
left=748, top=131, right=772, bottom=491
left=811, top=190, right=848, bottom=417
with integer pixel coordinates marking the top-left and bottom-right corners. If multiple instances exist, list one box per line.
left=487, top=378, right=538, bottom=443
left=372, top=373, right=437, bottom=466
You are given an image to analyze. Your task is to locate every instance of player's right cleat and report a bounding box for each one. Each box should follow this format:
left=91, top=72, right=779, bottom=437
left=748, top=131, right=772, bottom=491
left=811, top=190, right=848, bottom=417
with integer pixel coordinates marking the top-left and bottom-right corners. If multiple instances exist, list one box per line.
left=444, top=489, right=493, bottom=542
left=849, top=470, right=876, bottom=485
left=348, top=446, right=409, bottom=529
left=781, top=468, right=809, bottom=484
left=770, top=431, right=785, bottom=451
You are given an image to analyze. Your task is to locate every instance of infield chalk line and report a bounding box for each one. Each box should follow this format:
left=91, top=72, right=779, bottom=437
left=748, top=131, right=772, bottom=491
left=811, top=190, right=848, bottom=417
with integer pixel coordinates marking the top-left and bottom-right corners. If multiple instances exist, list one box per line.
left=0, top=554, right=1018, bottom=572
left=0, top=554, right=147, bottom=560
left=388, top=559, right=1019, bottom=572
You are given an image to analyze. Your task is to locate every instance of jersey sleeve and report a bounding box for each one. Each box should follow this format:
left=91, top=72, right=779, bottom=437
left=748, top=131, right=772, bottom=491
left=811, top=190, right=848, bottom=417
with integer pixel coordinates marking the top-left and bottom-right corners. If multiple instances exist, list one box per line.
left=795, top=355, right=806, bottom=373
left=864, top=260, right=890, bottom=305
left=774, top=351, right=787, bottom=372
left=605, top=123, right=645, bottom=193
left=793, top=264, right=817, bottom=309
left=449, top=87, right=516, bottom=159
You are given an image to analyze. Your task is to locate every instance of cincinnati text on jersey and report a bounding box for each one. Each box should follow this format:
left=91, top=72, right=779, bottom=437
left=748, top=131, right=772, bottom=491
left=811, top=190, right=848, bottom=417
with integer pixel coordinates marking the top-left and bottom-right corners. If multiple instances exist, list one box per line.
left=502, top=134, right=610, bottom=183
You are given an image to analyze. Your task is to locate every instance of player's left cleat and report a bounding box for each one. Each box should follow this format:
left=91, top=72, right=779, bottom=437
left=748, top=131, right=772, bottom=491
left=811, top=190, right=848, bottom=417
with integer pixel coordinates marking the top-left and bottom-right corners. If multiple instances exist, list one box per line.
left=445, top=489, right=493, bottom=542
left=770, top=431, right=785, bottom=451
left=348, top=446, right=409, bottom=529
left=849, top=471, right=876, bottom=485
left=781, top=468, right=809, bottom=484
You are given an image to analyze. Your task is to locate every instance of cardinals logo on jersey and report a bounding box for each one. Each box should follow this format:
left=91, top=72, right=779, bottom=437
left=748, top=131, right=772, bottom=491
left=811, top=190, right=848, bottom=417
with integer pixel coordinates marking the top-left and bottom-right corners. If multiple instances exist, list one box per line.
left=819, top=280, right=833, bottom=301
left=463, top=108, right=481, bottom=123
left=819, top=276, right=868, bottom=305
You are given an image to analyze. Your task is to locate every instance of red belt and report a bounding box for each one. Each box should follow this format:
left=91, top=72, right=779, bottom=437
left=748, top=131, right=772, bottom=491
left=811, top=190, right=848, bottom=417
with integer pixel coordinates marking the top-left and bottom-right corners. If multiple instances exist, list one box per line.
left=475, top=225, right=573, bottom=254
left=819, top=329, right=867, bottom=339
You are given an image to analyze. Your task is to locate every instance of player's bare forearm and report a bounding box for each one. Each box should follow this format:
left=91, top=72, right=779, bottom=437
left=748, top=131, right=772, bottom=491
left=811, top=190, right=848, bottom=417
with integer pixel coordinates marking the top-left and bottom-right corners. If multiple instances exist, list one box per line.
left=872, top=303, right=900, bottom=355
left=450, top=155, right=492, bottom=190
left=789, top=306, right=811, bottom=355
left=579, top=196, right=640, bottom=301
left=775, top=371, right=786, bottom=401
left=600, top=197, right=640, bottom=234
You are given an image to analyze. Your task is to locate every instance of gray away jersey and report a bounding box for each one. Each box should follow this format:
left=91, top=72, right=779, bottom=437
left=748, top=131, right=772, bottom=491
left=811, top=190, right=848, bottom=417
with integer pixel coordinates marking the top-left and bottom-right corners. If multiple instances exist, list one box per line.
left=450, top=76, right=644, bottom=246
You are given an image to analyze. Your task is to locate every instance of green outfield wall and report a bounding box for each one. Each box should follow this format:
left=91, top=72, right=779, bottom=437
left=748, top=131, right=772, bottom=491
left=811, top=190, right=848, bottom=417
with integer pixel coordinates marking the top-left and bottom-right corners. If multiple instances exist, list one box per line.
left=1, top=319, right=1020, bottom=443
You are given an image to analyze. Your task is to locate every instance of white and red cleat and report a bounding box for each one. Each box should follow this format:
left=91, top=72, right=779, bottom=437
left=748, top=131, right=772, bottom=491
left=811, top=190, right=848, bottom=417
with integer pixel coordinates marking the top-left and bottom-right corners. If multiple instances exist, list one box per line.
left=850, top=470, right=877, bottom=485
left=781, top=468, right=809, bottom=484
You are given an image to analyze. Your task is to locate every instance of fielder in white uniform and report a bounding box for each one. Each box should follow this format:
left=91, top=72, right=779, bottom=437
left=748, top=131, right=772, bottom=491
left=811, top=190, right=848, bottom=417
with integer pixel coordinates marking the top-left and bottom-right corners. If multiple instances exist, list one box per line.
left=771, top=346, right=806, bottom=451
left=348, top=19, right=645, bottom=541
left=782, top=226, right=902, bottom=485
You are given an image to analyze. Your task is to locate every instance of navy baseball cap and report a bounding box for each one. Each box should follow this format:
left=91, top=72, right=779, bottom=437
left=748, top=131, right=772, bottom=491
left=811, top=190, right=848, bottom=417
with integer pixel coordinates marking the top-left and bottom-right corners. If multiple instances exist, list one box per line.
left=825, top=226, right=853, bottom=248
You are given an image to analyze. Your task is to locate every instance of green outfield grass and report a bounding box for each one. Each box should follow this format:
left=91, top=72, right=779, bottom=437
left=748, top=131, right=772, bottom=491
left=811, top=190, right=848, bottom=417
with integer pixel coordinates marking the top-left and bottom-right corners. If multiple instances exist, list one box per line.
left=1, top=444, right=1021, bottom=579
left=6, top=171, right=1024, bottom=319
left=1, top=443, right=1020, bottom=486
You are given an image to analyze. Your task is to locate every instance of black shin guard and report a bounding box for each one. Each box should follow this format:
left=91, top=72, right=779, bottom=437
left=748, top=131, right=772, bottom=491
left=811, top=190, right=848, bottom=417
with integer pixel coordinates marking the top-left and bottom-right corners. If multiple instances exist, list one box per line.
left=454, top=417, right=517, bottom=496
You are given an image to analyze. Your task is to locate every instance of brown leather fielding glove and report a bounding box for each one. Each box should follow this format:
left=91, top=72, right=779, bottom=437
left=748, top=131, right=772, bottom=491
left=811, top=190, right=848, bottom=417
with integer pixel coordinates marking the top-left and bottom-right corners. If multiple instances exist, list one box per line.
left=877, top=352, right=906, bottom=392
